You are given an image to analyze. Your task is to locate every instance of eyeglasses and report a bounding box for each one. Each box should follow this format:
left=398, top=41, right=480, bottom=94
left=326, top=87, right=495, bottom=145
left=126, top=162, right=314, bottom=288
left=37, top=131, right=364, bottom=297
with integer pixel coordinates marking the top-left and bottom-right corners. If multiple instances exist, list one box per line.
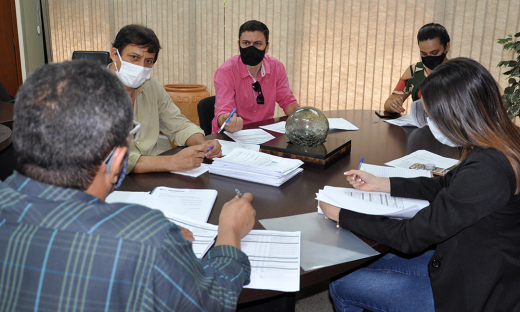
left=129, top=120, right=141, bottom=142
left=104, top=120, right=141, bottom=165
left=252, top=81, right=264, bottom=104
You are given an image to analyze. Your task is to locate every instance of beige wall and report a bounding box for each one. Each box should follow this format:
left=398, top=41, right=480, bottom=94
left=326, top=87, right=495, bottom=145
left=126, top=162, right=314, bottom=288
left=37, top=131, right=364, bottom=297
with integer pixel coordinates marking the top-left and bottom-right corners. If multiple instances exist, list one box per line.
left=46, top=0, right=520, bottom=114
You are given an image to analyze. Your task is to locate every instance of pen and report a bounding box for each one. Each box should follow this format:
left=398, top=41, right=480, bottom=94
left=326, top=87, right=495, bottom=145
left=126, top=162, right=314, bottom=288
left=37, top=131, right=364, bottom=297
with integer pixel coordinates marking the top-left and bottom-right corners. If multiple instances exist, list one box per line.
left=218, top=108, right=237, bottom=133
left=235, top=189, right=243, bottom=198
left=358, top=157, right=364, bottom=170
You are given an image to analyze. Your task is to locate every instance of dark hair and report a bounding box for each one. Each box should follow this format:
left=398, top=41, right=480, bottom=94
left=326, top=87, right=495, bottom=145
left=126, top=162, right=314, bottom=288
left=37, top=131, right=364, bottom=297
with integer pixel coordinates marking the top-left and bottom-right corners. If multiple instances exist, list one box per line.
left=239, top=20, right=269, bottom=43
left=417, top=23, right=450, bottom=48
left=13, top=60, right=133, bottom=190
left=421, top=57, right=520, bottom=194
left=112, top=24, right=161, bottom=63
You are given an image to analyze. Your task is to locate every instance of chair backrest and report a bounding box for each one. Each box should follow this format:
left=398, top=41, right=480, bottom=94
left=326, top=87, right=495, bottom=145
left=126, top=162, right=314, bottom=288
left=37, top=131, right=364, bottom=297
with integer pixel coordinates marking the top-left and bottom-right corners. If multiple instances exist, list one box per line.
left=0, top=79, right=15, bottom=103
left=197, top=96, right=215, bottom=135
left=72, top=51, right=111, bottom=66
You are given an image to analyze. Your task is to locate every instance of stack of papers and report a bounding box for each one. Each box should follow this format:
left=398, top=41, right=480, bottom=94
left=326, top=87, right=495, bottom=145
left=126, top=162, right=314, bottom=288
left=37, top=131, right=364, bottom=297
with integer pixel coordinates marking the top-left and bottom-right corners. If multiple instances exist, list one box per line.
left=105, top=187, right=217, bottom=222
left=317, top=186, right=429, bottom=219
left=209, top=148, right=304, bottom=186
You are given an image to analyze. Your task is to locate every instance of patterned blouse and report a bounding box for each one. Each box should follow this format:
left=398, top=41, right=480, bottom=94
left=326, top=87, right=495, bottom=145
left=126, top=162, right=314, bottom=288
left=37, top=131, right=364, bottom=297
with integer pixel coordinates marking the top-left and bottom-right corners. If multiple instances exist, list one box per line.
left=392, top=61, right=429, bottom=101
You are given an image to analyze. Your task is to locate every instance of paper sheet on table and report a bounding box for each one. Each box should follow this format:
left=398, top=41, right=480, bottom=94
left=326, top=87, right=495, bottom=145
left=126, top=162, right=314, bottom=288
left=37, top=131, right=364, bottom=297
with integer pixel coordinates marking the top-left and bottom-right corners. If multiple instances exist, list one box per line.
left=260, top=212, right=378, bottom=271
left=166, top=214, right=218, bottom=258
left=259, top=121, right=286, bottom=133
left=384, top=114, right=416, bottom=127
left=359, top=163, right=432, bottom=178
left=217, top=139, right=259, bottom=156
left=224, top=128, right=275, bottom=144
left=170, top=163, right=210, bottom=177
left=385, top=150, right=459, bottom=171
left=241, top=230, right=301, bottom=292
left=317, top=186, right=429, bottom=219
left=328, top=118, right=359, bottom=130
left=106, top=187, right=217, bottom=222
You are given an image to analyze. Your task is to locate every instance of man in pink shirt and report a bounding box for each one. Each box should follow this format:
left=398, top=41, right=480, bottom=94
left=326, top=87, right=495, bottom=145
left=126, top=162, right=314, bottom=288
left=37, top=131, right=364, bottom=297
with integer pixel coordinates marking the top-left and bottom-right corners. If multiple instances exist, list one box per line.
left=212, top=20, right=299, bottom=133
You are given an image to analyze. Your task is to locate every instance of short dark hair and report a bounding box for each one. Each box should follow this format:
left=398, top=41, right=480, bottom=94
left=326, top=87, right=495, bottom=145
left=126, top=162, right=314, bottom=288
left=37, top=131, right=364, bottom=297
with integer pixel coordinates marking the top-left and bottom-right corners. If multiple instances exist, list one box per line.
left=417, top=23, right=450, bottom=48
left=13, top=60, right=133, bottom=190
left=239, top=20, right=269, bottom=43
left=112, top=24, right=161, bottom=63
left=421, top=57, right=520, bottom=194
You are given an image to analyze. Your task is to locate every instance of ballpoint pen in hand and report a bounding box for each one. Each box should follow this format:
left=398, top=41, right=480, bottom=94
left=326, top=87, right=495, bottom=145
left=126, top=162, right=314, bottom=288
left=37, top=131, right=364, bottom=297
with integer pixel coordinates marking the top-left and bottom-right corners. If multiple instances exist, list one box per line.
left=218, top=108, right=237, bottom=133
left=358, top=157, right=364, bottom=170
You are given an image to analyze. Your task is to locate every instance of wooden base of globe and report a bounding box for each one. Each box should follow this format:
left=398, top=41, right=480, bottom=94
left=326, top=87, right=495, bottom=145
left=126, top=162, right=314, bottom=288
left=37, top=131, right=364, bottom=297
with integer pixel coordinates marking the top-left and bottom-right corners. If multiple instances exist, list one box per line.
left=260, top=136, right=351, bottom=170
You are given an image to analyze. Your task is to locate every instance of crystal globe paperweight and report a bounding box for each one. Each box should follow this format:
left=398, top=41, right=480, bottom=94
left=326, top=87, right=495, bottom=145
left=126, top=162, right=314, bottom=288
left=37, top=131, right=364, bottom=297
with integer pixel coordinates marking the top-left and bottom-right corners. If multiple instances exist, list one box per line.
left=285, top=107, right=329, bottom=147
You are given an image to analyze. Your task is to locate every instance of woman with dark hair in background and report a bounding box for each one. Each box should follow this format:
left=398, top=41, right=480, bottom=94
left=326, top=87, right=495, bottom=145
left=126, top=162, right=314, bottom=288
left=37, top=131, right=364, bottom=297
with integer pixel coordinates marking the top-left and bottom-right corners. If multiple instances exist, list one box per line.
left=384, top=23, right=450, bottom=113
left=322, top=58, right=520, bottom=311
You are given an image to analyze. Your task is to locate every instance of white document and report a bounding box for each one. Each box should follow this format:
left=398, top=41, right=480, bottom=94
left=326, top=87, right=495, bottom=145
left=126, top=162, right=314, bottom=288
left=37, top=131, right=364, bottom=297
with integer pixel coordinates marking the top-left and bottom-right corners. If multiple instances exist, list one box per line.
left=384, top=114, right=416, bottom=127
left=241, top=230, right=301, bottom=292
left=317, top=186, right=429, bottom=219
left=224, top=128, right=275, bottom=144
left=385, top=150, right=459, bottom=171
left=359, top=163, right=431, bottom=178
left=410, top=99, right=428, bottom=128
left=328, top=118, right=359, bottom=130
left=167, top=214, right=218, bottom=259
left=259, top=121, right=287, bottom=133
left=170, top=163, right=210, bottom=177
left=383, top=99, right=427, bottom=128
left=106, top=187, right=217, bottom=223
left=217, top=139, right=260, bottom=156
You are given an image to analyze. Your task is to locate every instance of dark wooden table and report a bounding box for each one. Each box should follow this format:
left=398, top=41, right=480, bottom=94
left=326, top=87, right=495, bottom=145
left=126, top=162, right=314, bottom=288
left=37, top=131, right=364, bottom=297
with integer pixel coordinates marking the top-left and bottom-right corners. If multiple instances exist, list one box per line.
left=118, top=110, right=459, bottom=308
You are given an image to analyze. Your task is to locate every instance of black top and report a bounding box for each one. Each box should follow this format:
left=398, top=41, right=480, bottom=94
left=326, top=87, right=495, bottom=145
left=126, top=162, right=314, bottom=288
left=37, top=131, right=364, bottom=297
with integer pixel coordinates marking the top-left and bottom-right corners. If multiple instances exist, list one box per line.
left=339, top=147, right=520, bottom=312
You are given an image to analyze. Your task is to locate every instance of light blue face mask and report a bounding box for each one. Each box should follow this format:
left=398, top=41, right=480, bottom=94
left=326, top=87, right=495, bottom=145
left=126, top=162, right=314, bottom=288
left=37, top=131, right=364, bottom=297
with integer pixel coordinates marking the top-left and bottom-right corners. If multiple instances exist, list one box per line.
left=427, top=117, right=460, bottom=147
left=104, top=148, right=129, bottom=189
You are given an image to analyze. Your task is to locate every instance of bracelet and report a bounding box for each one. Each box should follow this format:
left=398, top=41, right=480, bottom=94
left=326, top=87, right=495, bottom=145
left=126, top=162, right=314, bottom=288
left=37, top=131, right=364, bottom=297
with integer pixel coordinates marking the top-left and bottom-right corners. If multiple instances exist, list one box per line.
left=336, top=211, right=340, bottom=228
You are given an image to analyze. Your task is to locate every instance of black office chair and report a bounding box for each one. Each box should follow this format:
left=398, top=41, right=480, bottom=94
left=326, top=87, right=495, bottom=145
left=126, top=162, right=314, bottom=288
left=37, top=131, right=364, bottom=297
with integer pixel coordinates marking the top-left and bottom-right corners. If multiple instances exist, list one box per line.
left=197, top=96, right=215, bottom=135
left=72, top=51, right=111, bottom=66
left=0, top=79, right=15, bottom=103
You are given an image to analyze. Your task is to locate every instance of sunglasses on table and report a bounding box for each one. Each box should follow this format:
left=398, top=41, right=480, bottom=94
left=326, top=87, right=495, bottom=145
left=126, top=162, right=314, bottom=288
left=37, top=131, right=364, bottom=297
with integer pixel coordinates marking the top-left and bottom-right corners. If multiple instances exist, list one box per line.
left=252, top=81, right=265, bottom=104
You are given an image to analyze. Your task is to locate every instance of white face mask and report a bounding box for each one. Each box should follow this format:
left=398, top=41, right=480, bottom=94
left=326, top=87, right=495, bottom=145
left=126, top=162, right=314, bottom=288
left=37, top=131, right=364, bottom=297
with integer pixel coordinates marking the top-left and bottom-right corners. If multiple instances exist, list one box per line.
left=114, top=49, right=153, bottom=88
left=427, top=117, right=460, bottom=147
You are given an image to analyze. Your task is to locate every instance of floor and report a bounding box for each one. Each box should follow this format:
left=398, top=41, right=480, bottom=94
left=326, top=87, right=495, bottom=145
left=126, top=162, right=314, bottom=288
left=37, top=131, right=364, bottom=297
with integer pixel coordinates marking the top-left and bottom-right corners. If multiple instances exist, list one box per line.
left=158, top=136, right=337, bottom=312
left=295, top=280, right=336, bottom=312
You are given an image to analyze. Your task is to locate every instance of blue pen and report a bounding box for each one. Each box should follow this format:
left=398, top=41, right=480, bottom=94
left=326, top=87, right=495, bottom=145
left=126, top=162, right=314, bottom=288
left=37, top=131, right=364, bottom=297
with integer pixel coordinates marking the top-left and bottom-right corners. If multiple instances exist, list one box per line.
left=358, top=157, right=364, bottom=170
left=218, top=108, right=237, bottom=133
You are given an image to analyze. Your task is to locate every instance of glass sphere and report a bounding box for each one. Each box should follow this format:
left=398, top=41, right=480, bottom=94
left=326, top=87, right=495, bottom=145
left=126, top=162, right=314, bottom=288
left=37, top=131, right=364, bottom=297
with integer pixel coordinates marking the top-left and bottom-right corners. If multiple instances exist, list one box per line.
left=285, top=106, right=329, bottom=147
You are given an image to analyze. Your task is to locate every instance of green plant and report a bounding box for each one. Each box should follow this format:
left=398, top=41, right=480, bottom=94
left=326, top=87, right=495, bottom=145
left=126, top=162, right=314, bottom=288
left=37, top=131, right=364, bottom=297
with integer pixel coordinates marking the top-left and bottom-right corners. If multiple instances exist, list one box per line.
left=497, top=32, right=520, bottom=119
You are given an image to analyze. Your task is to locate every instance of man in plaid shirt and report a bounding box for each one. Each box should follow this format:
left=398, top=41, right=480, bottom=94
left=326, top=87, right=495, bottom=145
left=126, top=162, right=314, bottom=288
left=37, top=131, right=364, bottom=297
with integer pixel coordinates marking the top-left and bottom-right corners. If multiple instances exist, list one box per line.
left=0, top=60, right=255, bottom=311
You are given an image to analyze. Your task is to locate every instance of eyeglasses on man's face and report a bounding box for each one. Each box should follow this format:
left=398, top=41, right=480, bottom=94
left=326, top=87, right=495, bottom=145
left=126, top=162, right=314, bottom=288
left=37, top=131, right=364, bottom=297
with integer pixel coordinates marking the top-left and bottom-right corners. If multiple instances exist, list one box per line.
left=104, top=120, right=141, bottom=164
left=252, top=81, right=264, bottom=104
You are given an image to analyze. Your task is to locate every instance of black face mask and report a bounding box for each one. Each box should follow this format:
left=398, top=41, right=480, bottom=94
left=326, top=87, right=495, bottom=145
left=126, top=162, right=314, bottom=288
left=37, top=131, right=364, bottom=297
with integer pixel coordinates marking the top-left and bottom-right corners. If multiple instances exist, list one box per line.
left=240, top=46, right=266, bottom=66
left=422, top=53, right=446, bottom=70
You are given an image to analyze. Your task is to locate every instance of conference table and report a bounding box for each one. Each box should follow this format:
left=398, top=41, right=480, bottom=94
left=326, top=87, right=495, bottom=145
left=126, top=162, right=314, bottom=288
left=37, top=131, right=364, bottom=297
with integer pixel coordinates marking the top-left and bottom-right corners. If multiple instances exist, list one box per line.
left=118, top=109, right=459, bottom=310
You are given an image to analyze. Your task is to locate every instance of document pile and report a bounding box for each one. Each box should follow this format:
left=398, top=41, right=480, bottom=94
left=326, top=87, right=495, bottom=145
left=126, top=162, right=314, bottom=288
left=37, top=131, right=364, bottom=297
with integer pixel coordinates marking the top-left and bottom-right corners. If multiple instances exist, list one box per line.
left=384, top=99, right=428, bottom=128
left=209, top=148, right=304, bottom=186
left=317, top=186, right=429, bottom=219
